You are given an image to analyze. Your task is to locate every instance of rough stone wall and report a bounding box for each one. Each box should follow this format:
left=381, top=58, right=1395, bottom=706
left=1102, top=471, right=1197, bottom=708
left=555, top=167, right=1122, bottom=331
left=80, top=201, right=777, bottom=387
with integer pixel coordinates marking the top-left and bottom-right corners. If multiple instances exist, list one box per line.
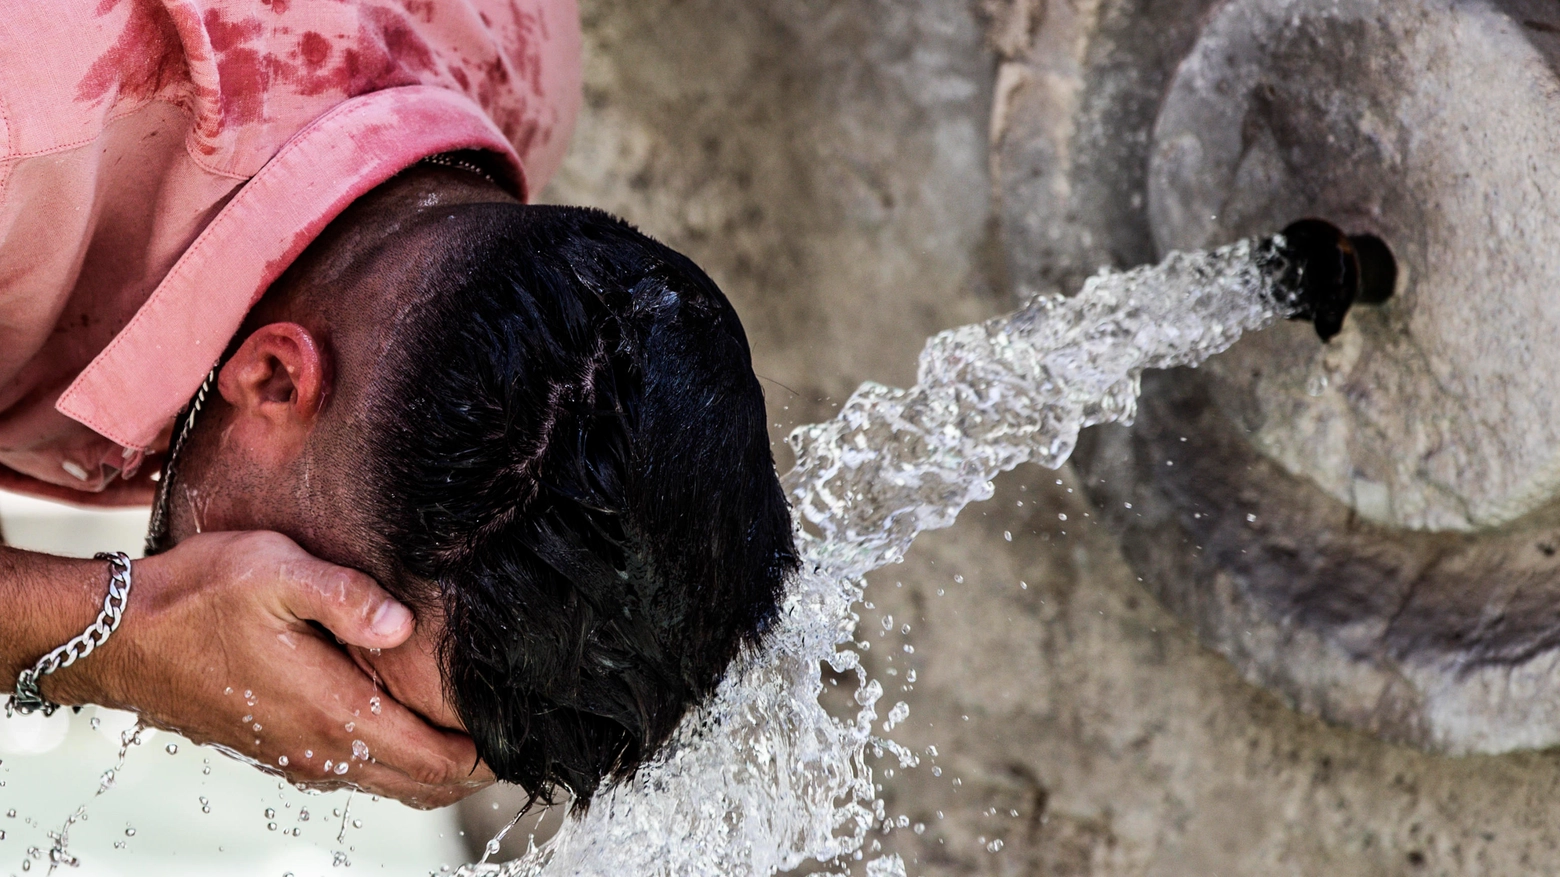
left=541, top=0, right=1004, bottom=445
left=859, top=466, right=1560, bottom=875
left=460, top=0, right=1560, bottom=872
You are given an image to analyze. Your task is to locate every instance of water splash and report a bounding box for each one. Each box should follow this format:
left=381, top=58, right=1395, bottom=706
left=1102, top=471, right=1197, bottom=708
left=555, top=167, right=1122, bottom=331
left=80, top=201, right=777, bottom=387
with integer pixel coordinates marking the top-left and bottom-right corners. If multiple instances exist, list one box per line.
left=40, top=720, right=147, bottom=874
left=461, top=237, right=1298, bottom=876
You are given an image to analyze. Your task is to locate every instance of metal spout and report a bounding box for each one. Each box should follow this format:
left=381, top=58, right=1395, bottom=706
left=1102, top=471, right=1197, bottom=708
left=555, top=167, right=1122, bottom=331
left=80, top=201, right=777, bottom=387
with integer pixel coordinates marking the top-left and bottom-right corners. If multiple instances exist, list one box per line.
left=1263, top=219, right=1397, bottom=341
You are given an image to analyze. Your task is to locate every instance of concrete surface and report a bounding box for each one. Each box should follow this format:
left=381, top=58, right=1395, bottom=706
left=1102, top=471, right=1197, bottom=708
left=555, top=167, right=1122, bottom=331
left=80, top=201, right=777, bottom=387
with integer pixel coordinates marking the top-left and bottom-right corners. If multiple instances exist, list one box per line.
left=858, top=467, right=1560, bottom=876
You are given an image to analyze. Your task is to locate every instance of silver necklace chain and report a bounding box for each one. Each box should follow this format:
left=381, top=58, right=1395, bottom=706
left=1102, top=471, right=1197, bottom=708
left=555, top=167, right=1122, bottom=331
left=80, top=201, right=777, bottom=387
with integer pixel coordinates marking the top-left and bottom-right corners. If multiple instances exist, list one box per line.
left=419, top=151, right=498, bottom=186
left=144, top=365, right=218, bottom=556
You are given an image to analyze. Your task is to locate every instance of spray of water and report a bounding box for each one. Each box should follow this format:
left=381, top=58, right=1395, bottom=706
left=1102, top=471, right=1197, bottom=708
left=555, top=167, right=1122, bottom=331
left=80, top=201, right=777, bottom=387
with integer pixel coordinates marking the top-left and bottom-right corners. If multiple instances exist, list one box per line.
left=450, top=235, right=1307, bottom=877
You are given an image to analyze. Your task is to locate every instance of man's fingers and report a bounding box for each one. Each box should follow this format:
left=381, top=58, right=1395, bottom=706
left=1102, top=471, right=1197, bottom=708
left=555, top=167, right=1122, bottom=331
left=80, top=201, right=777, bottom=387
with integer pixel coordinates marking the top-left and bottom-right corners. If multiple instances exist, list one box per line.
left=293, top=642, right=488, bottom=792
left=342, top=684, right=487, bottom=787
left=306, top=762, right=491, bottom=810
left=278, top=554, right=414, bottom=649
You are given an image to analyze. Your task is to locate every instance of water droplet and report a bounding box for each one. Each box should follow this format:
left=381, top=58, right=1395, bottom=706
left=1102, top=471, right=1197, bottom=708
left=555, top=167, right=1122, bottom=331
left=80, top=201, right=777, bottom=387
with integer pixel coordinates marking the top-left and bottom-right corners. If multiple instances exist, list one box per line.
left=369, top=696, right=381, bottom=716
left=299, top=808, right=311, bottom=822
left=352, top=819, right=362, bottom=829
left=1003, top=530, right=1012, bottom=541
left=223, top=686, right=233, bottom=696
left=164, top=743, right=178, bottom=755
left=268, top=822, right=278, bottom=832
left=241, top=715, right=252, bottom=723
left=986, top=838, right=1004, bottom=853
left=124, top=827, right=135, bottom=837
left=881, top=701, right=910, bottom=732
left=351, top=740, right=369, bottom=761
left=278, top=755, right=289, bottom=767
left=334, top=761, right=349, bottom=775
left=304, top=750, right=313, bottom=759
left=1058, top=513, right=1067, bottom=521
left=265, top=808, right=276, bottom=819
left=1305, top=370, right=1329, bottom=396
left=323, top=760, right=333, bottom=773
left=344, top=722, right=354, bottom=733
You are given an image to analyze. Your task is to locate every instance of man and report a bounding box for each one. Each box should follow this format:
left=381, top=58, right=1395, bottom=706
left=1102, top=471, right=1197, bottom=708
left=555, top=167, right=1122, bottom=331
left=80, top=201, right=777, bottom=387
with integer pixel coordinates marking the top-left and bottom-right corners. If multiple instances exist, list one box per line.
left=0, top=0, right=798, bottom=811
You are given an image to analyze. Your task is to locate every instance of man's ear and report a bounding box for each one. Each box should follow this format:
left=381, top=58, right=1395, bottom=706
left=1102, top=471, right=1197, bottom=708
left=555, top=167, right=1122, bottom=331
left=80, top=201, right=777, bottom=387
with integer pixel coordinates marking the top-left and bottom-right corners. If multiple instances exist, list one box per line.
left=218, top=323, right=330, bottom=447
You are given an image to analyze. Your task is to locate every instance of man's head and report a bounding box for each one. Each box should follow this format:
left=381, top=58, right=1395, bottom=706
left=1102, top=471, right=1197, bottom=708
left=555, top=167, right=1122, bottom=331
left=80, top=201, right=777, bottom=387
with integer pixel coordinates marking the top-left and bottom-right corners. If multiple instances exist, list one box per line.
left=165, top=166, right=799, bottom=809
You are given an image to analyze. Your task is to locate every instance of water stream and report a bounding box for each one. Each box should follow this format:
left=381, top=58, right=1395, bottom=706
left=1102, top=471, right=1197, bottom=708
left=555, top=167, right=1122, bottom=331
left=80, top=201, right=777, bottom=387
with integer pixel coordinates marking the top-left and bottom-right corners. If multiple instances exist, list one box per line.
left=461, top=235, right=1307, bottom=876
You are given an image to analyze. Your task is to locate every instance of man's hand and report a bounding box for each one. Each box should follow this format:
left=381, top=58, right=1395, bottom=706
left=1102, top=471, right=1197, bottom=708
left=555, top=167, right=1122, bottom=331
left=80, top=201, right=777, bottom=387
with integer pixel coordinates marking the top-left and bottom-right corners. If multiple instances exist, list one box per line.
left=45, top=531, right=493, bottom=808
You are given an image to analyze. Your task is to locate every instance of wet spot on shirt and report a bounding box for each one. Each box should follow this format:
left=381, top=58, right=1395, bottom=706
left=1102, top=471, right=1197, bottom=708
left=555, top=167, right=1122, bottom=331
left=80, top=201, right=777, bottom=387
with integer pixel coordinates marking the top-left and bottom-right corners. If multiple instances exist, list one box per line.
left=216, top=47, right=268, bottom=123
left=300, top=31, right=332, bottom=68
left=204, top=8, right=263, bottom=53
left=79, top=0, right=556, bottom=170
left=401, top=0, right=436, bottom=24
left=367, top=6, right=436, bottom=75
left=76, top=0, right=189, bottom=104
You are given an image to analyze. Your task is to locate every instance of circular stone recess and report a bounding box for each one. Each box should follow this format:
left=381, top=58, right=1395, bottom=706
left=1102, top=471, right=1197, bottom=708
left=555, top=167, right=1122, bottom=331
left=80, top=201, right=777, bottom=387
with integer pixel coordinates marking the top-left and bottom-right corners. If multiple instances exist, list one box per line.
left=1148, top=0, right=1560, bottom=532
left=1067, top=0, right=1560, bottom=753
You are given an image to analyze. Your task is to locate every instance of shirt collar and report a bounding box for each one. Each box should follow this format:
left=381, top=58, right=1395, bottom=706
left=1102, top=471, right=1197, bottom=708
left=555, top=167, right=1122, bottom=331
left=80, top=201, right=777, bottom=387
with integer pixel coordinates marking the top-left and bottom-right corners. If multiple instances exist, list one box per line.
left=56, top=85, right=524, bottom=451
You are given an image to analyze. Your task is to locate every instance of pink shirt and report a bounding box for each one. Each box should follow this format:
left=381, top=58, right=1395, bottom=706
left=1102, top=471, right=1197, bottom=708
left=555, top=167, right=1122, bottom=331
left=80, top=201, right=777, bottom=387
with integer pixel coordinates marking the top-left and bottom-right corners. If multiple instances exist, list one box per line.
left=0, top=0, right=580, bottom=505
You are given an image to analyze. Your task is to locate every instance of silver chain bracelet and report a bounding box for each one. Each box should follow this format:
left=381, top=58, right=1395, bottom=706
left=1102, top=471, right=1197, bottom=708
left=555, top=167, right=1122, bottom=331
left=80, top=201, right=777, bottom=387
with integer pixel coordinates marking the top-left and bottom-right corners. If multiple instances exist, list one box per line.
left=7, top=552, right=134, bottom=718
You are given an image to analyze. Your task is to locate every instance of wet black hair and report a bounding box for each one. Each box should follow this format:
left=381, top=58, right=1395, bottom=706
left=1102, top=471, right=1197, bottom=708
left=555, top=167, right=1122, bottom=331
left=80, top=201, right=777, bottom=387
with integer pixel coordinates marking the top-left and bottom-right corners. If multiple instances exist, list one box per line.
left=367, top=204, right=798, bottom=811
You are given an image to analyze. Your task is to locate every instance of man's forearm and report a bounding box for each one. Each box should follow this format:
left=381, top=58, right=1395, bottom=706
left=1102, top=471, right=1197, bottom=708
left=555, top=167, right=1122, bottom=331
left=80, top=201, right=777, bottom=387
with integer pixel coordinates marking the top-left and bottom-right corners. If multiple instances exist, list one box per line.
left=0, top=545, right=114, bottom=693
